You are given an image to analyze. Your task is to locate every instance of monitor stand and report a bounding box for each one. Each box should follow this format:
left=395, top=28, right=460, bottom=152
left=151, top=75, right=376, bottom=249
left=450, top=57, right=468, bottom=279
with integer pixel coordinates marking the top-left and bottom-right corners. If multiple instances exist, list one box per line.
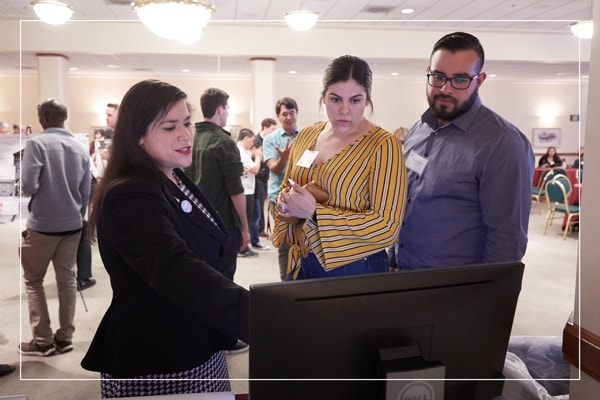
left=378, top=343, right=445, bottom=400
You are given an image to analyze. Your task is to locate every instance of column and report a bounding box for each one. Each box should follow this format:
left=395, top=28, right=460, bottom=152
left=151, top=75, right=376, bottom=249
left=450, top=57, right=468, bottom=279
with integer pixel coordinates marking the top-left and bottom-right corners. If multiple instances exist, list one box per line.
left=251, top=57, right=276, bottom=131
left=36, top=53, right=69, bottom=108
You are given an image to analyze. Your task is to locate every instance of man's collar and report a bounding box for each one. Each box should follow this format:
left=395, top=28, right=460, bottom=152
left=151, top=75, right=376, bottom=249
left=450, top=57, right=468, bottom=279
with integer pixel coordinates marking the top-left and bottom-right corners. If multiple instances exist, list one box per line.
left=278, top=127, right=298, bottom=136
left=422, top=96, right=483, bottom=131
left=195, top=121, right=230, bottom=136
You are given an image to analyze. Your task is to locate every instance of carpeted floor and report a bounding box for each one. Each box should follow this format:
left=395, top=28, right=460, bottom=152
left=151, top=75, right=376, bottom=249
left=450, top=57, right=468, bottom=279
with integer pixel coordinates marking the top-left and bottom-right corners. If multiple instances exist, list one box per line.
left=0, top=199, right=578, bottom=399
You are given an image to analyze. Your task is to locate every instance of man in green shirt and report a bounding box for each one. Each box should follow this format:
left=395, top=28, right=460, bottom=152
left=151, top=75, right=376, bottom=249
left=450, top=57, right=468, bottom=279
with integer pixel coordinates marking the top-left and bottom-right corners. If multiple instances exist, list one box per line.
left=186, top=88, right=256, bottom=282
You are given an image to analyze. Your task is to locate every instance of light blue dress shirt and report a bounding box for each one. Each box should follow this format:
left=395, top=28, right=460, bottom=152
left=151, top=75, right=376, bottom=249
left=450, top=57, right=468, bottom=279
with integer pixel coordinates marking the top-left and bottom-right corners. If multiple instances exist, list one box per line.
left=262, top=127, right=299, bottom=202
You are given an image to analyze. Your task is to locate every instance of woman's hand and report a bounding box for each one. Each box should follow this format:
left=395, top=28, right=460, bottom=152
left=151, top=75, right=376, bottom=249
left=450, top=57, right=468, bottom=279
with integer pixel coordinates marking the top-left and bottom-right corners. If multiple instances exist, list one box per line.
left=277, top=180, right=316, bottom=220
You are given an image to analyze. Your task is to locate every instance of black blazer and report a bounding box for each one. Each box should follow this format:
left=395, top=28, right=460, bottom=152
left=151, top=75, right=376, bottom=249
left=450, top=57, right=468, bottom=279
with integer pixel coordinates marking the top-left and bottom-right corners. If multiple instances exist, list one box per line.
left=81, top=169, right=249, bottom=378
left=538, top=155, right=562, bottom=168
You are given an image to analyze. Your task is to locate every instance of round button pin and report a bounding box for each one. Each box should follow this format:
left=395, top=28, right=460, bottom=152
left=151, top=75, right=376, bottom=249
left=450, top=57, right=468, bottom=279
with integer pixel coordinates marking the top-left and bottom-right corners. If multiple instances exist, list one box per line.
left=181, top=200, right=192, bottom=213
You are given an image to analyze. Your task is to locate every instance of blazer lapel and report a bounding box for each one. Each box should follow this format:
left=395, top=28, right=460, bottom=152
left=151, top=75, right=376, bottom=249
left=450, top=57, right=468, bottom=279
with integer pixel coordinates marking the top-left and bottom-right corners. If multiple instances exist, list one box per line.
left=166, top=171, right=227, bottom=240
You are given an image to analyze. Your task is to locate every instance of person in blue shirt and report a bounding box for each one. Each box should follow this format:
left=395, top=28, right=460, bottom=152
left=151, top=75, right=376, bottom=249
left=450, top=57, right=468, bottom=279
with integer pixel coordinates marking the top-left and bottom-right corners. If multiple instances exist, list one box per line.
left=395, top=32, right=534, bottom=270
left=572, top=146, right=584, bottom=170
left=262, top=97, right=300, bottom=280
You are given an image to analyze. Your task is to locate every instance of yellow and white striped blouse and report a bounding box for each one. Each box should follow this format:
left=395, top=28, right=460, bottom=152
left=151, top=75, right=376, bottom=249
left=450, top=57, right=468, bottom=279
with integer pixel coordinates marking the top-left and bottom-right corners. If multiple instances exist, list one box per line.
left=272, top=121, right=407, bottom=278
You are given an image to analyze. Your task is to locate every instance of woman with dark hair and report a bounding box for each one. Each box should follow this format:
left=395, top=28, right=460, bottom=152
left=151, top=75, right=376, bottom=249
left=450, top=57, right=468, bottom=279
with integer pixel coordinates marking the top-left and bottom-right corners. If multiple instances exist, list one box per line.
left=81, top=79, right=249, bottom=398
left=272, top=55, right=407, bottom=280
left=538, top=146, right=563, bottom=168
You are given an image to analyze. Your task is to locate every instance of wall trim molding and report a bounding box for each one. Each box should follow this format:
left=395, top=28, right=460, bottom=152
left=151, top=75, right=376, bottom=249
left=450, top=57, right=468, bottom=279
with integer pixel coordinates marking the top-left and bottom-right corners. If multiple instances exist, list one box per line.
left=563, top=322, right=600, bottom=382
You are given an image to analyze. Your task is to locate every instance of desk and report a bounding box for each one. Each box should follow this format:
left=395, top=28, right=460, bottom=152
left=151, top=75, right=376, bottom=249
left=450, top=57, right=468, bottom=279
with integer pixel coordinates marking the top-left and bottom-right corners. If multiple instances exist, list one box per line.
left=569, top=183, right=581, bottom=206
left=562, top=183, right=581, bottom=229
left=115, top=393, right=236, bottom=400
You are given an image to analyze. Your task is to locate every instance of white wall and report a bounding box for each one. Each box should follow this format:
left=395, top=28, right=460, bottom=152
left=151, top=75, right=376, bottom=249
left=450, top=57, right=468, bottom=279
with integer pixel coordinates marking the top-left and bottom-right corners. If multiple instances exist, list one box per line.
left=569, top=0, right=600, bottom=396
left=2, top=74, right=585, bottom=164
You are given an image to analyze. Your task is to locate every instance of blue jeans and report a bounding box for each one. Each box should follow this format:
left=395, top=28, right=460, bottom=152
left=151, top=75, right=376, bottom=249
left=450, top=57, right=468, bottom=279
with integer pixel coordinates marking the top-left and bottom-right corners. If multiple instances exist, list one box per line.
left=288, top=250, right=388, bottom=280
left=250, top=196, right=261, bottom=246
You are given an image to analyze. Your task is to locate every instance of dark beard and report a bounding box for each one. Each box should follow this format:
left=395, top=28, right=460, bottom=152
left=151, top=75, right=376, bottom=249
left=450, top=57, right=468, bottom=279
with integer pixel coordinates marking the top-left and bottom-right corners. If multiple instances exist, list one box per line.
left=428, top=89, right=478, bottom=123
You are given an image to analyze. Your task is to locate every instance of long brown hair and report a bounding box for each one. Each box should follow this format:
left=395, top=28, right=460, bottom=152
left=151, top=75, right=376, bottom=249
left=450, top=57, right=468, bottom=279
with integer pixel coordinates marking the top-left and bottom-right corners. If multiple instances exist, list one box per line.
left=87, top=80, right=188, bottom=242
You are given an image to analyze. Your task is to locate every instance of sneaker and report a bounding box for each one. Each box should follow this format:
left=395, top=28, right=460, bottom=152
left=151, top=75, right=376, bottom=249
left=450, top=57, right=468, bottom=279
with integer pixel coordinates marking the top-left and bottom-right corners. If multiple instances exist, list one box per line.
left=19, top=340, right=56, bottom=357
left=252, top=242, right=270, bottom=250
left=54, top=339, right=74, bottom=354
left=0, top=364, right=15, bottom=377
left=225, top=340, right=249, bottom=354
left=77, top=278, right=96, bottom=291
left=238, top=248, right=259, bottom=257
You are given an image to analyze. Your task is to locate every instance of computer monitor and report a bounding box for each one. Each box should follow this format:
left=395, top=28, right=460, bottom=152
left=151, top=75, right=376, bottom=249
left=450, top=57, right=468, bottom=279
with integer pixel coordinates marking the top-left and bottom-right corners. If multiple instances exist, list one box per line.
left=249, top=261, right=524, bottom=400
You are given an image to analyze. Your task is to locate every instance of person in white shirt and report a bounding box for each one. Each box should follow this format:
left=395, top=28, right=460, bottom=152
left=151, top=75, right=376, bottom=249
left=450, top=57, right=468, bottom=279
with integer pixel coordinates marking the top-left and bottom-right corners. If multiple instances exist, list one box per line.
left=237, top=128, right=269, bottom=254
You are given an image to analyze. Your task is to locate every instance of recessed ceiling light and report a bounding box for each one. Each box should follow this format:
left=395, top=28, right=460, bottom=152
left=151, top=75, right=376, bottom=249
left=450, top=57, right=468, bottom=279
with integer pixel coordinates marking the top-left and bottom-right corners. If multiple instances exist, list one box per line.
left=391, top=72, right=399, bottom=76
left=181, top=68, right=191, bottom=73
left=107, top=64, right=120, bottom=69
left=487, top=73, right=497, bottom=78
left=289, top=70, right=297, bottom=74
left=401, top=8, right=414, bottom=14
left=69, top=67, right=78, bottom=71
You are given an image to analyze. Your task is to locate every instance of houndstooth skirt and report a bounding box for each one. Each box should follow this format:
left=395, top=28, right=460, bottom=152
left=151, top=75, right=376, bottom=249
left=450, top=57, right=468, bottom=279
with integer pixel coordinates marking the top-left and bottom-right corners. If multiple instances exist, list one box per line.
left=100, top=351, right=231, bottom=398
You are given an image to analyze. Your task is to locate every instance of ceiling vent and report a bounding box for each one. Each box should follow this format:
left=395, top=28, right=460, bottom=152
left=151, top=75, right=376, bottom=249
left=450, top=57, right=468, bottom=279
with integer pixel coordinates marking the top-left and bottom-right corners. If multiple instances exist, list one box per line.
left=361, top=5, right=396, bottom=14
left=105, top=0, right=132, bottom=5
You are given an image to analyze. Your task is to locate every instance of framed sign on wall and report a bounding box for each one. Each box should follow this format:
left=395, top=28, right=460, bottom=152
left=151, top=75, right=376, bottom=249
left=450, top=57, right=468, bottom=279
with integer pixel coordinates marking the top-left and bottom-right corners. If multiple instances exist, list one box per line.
left=532, top=128, right=560, bottom=148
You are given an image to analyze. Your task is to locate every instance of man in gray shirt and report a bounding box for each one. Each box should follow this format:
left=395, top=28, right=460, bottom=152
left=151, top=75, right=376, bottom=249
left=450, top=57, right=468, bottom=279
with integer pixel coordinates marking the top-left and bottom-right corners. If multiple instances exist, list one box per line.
left=19, top=98, right=90, bottom=356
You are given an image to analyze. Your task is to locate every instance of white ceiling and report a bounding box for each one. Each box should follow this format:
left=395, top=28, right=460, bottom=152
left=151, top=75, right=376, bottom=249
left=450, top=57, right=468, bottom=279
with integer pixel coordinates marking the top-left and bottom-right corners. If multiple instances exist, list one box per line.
left=0, top=0, right=594, bottom=82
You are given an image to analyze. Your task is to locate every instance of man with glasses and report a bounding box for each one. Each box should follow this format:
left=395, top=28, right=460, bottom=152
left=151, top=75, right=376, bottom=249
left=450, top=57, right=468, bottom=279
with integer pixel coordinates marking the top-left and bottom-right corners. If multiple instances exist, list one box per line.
left=263, top=97, right=300, bottom=280
left=394, top=32, right=534, bottom=270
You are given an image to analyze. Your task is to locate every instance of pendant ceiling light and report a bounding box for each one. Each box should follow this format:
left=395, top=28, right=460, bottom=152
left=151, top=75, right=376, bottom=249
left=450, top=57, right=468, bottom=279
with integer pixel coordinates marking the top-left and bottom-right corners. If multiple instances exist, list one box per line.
left=570, top=20, right=593, bottom=39
left=284, top=10, right=319, bottom=31
left=132, top=0, right=215, bottom=45
left=31, top=0, right=73, bottom=25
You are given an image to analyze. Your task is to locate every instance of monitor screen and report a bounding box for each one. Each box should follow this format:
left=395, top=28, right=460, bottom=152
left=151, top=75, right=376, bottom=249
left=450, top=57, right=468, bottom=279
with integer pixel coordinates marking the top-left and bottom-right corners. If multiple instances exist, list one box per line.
left=249, top=261, right=524, bottom=400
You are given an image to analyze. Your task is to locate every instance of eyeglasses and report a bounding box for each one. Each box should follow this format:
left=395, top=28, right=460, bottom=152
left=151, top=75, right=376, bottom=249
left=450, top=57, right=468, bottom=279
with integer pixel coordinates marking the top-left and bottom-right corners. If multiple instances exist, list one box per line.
left=426, top=72, right=481, bottom=90
left=280, top=110, right=297, bottom=118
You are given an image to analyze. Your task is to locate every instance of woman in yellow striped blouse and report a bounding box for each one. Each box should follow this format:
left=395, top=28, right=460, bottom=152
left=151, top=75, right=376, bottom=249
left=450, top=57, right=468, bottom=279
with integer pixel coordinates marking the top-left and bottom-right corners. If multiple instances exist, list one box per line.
left=273, top=55, right=407, bottom=280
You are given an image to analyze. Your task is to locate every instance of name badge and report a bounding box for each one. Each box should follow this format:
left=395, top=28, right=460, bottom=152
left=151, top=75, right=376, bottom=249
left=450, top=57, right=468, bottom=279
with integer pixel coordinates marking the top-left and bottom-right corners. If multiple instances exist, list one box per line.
left=296, top=150, right=318, bottom=168
left=405, top=151, right=428, bottom=175
left=181, top=200, right=193, bottom=214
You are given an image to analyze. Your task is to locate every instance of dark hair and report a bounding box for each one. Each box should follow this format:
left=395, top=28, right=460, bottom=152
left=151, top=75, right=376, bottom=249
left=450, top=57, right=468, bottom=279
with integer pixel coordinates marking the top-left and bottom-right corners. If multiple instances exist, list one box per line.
left=237, top=128, right=255, bottom=141
left=200, top=88, right=229, bottom=118
left=545, top=146, right=561, bottom=160
left=275, top=97, right=298, bottom=116
left=431, top=32, right=485, bottom=73
left=261, top=117, right=277, bottom=129
left=106, top=102, right=119, bottom=110
left=320, top=55, right=374, bottom=110
left=88, top=79, right=188, bottom=242
left=37, top=98, right=68, bottom=127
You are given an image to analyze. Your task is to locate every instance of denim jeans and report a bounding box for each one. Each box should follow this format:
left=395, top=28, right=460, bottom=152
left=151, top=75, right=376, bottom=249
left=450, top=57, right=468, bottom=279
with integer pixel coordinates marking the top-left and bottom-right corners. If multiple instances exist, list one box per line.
left=250, top=196, right=261, bottom=246
left=289, top=250, right=388, bottom=280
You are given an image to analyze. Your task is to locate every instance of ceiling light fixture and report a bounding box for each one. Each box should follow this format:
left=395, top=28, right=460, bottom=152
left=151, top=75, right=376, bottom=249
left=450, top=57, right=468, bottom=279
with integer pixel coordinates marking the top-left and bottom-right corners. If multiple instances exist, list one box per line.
left=132, top=0, right=215, bottom=44
left=31, top=0, right=73, bottom=25
left=284, top=10, right=319, bottom=31
left=570, top=20, right=593, bottom=39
